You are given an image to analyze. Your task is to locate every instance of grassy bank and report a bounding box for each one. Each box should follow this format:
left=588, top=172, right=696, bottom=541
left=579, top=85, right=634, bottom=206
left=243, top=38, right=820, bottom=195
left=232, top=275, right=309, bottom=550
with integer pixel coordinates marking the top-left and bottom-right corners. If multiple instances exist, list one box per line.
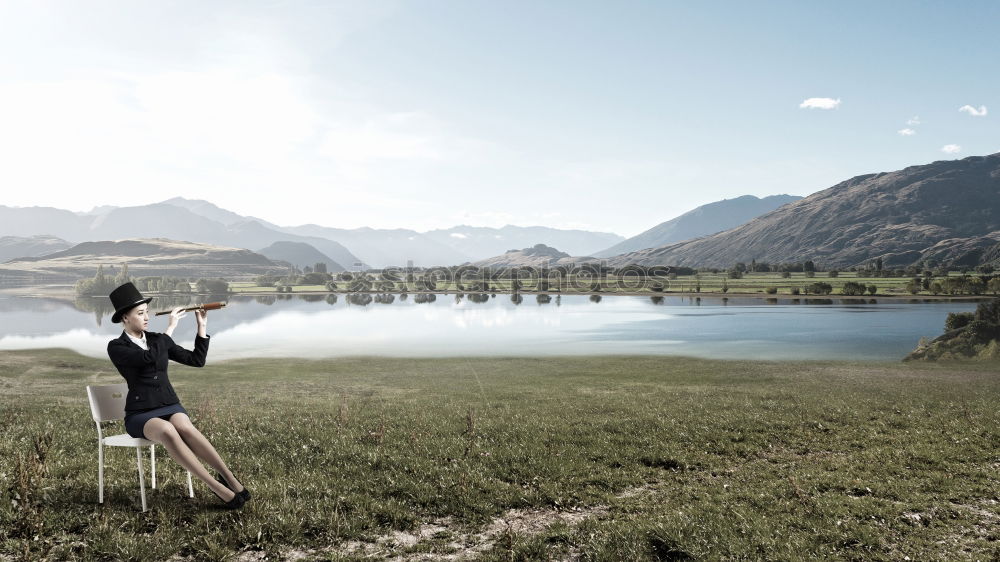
left=2, top=350, right=1000, bottom=560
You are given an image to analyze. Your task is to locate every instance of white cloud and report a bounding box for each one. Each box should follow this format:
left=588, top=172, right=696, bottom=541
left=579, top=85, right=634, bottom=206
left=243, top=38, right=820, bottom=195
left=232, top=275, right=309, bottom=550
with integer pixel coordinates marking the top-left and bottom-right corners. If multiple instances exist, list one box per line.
left=906, top=116, right=921, bottom=126
left=941, top=144, right=962, bottom=154
left=897, top=128, right=916, bottom=136
left=799, top=97, right=841, bottom=110
left=959, top=104, right=987, bottom=117
left=450, top=232, right=468, bottom=239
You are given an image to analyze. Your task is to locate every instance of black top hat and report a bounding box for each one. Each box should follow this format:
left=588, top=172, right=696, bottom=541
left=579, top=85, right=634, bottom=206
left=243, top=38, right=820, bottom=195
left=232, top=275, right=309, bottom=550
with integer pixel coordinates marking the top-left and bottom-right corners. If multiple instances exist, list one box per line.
left=109, top=282, right=153, bottom=323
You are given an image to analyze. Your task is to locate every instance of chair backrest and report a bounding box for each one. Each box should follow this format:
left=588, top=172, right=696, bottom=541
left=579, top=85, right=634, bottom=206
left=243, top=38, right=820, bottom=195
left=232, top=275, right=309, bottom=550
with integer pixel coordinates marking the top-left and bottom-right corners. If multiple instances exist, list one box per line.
left=86, top=383, right=129, bottom=422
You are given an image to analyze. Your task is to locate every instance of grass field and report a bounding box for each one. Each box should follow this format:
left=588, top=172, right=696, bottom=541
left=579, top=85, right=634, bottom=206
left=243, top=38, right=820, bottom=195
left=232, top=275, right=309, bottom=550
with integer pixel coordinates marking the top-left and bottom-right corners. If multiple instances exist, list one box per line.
left=2, top=350, right=1000, bottom=560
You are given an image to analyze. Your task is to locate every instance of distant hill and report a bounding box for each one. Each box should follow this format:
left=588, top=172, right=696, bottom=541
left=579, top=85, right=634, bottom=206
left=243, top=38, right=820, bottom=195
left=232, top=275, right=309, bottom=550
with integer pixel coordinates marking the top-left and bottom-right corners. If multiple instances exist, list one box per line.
left=0, top=238, right=287, bottom=285
left=472, top=244, right=599, bottom=269
left=594, top=194, right=801, bottom=257
left=603, top=153, right=1000, bottom=269
left=425, top=225, right=623, bottom=263
left=0, top=202, right=359, bottom=272
left=256, top=241, right=344, bottom=271
left=0, top=235, right=74, bottom=263
left=277, top=224, right=470, bottom=268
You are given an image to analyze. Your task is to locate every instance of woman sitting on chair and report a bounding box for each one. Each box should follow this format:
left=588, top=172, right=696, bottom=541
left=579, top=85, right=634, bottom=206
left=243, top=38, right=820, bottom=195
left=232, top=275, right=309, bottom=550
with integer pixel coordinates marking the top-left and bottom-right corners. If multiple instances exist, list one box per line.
left=106, top=282, right=250, bottom=509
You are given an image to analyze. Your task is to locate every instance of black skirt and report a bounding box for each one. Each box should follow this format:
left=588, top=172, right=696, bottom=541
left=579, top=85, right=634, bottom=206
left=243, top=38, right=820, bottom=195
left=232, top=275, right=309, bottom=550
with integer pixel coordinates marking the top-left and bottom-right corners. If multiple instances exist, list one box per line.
left=124, top=403, right=188, bottom=439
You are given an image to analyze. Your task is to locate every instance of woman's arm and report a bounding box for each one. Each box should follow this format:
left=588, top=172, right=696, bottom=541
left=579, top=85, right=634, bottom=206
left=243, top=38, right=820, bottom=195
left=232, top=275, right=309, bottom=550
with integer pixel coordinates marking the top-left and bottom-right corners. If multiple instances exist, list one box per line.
left=164, top=307, right=184, bottom=338
left=107, top=338, right=160, bottom=367
left=165, top=333, right=210, bottom=367
left=165, top=308, right=210, bottom=367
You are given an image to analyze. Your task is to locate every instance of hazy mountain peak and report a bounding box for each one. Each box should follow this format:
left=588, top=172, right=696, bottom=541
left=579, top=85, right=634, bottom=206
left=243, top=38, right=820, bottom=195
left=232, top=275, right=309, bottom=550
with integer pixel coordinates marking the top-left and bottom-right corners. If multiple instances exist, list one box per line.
left=594, top=193, right=802, bottom=257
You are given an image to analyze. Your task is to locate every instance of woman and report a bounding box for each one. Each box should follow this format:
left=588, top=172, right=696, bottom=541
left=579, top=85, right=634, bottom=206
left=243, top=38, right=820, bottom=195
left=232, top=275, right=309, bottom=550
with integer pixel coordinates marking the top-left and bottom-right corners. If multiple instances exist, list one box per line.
left=106, top=281, right=251, bottom=509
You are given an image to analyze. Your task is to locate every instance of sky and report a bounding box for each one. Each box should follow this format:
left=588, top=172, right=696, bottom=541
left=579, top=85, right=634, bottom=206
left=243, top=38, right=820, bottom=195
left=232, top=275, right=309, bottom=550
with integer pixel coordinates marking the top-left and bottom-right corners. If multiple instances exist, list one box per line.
left=0, top=0, right=997, bottom=239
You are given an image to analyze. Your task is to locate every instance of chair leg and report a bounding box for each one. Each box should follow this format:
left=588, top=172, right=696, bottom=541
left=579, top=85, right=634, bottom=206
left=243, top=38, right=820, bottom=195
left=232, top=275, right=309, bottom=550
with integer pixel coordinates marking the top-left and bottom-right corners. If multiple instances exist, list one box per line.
left=136, top=448, right=147, bottom=512
left=151, top=445, right=157, bottom=489
left=98, top=441, right=104, bottom=504
left=187, top=471, right=194, bottom=498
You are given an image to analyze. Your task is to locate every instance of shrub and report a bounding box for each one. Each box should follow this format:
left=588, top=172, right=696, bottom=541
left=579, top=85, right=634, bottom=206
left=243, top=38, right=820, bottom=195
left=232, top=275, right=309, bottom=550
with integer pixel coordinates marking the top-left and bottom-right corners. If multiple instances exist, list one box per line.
left=945, top=312, right=974, bottom=331
left=255, top=275, right=278, bottom=287
left=804, top=282, right=833, bottom=295
left=841, top=281, right=866, bottom=296
left=765, top=287, right=778, bottom=294
left=781, top=271, right=791, bottom=279
left=790, top=287, right=801, bottom=295
left=828, top=270, right=839, bottom=278
left=195, top=278, right=229, bottom=293
left=867, top=284, right=878, bottom=295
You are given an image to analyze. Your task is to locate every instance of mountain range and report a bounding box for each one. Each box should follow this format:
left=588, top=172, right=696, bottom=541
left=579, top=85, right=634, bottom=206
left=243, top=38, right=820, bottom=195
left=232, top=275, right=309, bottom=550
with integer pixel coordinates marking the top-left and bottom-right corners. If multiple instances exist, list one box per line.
left=0, top=198, right=625, bottom=268
left=602, top=153, right=1000, bottom=269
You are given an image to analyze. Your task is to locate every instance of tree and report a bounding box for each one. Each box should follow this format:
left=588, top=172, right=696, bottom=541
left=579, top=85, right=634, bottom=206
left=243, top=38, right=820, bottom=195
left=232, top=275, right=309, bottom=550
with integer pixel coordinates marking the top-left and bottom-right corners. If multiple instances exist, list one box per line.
left=803, top=260, right=816, bottom=273
left=828, top=269, right=839, bottom=278
left=314, top=262, right=328, bottom=273
left=990, top=277, right=1000, bottom=295
left=301, top=272, right=333, bottom=285
left=867, top=284, right=878, bottom=295
left=114, top=263, right=131, bottom=287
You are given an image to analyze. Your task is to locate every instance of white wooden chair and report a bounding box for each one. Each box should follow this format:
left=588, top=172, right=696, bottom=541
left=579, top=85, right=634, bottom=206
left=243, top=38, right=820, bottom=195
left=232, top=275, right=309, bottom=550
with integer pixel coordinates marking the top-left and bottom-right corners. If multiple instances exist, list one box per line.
left=86, top=383, right=194, bottom=511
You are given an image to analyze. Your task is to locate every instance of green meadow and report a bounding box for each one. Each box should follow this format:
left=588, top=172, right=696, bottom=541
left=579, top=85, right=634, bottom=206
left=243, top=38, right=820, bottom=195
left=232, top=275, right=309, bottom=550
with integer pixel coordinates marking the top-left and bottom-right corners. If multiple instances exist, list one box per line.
left=2, top=349, right=1000, bottom=560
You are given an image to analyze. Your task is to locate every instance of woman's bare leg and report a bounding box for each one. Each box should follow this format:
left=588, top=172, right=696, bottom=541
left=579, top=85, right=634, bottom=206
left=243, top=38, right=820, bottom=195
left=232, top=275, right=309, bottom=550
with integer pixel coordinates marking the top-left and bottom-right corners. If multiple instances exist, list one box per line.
left=142, top=418, right=235, bottom=501
left=168, top=413, right=245, bottom=493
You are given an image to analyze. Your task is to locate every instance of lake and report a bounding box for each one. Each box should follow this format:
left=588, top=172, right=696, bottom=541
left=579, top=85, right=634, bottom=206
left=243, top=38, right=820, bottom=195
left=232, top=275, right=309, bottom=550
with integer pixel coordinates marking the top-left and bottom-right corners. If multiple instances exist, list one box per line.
left=0, top=293, right=981, bottom=362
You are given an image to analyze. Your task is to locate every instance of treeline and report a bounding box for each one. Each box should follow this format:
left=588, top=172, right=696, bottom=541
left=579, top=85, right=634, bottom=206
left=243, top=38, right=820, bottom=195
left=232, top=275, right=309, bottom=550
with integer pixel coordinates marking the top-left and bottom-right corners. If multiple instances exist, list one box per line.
left=75, top=264, right=230, bottom=296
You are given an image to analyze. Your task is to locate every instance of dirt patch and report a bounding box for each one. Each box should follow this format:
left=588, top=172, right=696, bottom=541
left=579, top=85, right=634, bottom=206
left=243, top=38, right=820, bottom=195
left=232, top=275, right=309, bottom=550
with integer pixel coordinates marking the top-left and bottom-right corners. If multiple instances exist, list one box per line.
left=242, top=481, right=663, bottom=561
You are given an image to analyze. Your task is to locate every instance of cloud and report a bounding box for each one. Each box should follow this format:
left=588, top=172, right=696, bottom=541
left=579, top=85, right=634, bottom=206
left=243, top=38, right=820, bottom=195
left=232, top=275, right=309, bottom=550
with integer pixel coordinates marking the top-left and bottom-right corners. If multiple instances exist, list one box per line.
left=799, top=97, right=841, bottom=110
left=959, top=104, right=987, bottom=116
left=897, top=128, right=916, bottom=136
left=941, top=144, right=962, bottom=154
left=906, top=116, right=921, bottom=126
left=449, top=233, right=467, bottom=239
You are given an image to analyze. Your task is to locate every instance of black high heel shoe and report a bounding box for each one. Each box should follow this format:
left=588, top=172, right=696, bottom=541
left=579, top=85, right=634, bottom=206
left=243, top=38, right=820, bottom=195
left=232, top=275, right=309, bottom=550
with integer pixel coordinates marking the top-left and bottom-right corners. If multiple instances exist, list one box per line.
left=210, top=485, right=245, bottom=510
left=215, top=472, right=251, bottom=502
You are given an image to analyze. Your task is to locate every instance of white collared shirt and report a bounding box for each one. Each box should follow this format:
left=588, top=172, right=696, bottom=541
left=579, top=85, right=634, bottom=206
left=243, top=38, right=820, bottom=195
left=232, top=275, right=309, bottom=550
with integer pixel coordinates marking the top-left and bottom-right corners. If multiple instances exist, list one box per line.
left=127, top=330, right=149, bottom=351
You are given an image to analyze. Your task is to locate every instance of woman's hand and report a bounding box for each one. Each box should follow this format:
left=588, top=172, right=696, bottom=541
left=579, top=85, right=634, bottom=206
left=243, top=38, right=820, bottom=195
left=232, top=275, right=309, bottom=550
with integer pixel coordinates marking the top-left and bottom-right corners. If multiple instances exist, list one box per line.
left=195, top=308, right=208, bottom=338
left=165, top=307, right=186, bottom=337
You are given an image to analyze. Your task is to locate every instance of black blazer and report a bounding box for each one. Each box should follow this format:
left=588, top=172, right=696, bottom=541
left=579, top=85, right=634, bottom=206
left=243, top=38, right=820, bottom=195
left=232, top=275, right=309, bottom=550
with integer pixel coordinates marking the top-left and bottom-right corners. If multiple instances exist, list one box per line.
left=107, top=331, right=210, bottom=415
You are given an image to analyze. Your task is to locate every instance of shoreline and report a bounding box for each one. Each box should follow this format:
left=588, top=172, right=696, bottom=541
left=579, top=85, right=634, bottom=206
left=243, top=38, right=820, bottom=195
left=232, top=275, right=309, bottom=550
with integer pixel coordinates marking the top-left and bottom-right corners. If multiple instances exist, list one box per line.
left=0, top=284, right=993, bottom=302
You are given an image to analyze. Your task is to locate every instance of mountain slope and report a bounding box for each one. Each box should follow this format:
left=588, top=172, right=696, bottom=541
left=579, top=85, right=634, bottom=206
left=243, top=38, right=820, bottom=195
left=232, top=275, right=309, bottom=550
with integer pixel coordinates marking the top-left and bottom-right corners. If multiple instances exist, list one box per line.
left=0, top=235, right=74, bottom=263
left=604, top=154, right=1000, bottom=269
left=594, top=194, right=801, bottom=257
left=256, top=241, right=344, bottom=271
left=471, top=243, right=596, bottom=268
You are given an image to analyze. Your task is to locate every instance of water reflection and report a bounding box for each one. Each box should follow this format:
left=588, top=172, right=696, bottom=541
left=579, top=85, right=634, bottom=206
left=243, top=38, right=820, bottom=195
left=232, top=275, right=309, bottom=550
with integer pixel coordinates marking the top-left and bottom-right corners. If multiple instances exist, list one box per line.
left=0, top=293, right=984, bottom=362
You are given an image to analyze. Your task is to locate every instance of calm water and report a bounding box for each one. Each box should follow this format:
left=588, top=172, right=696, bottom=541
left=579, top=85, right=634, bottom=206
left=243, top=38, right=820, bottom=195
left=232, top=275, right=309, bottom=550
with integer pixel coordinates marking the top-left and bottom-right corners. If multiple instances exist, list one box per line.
left=0, top=293, right=980, bottom=362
